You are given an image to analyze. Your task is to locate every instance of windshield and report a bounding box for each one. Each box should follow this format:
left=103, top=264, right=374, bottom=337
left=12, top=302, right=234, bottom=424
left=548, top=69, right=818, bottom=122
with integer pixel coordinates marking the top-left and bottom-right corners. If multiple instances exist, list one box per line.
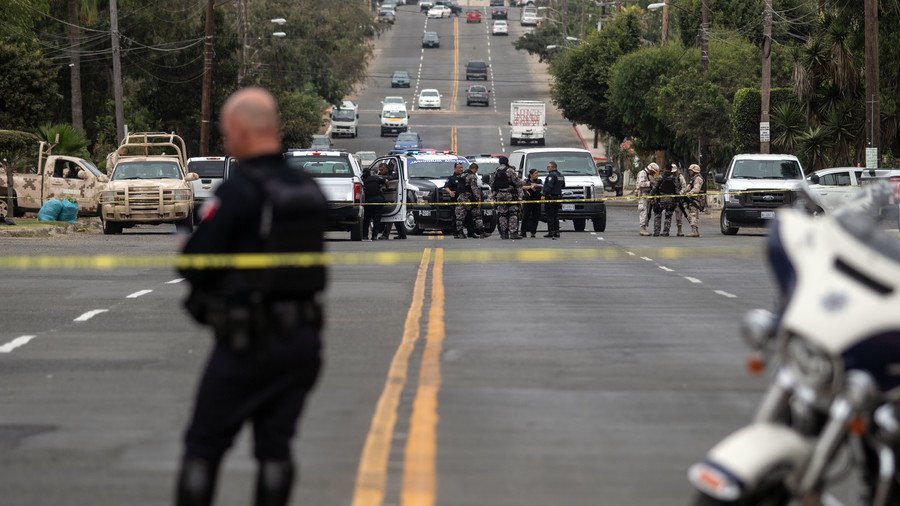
left=397, top=133, right=419, bottom=142
left=286, top=156, right=354, bottom=177
left=113, top=161, right=182, bottom=181
left=393, top=72, right=408, bottom=79
left=468, top=62, right=486, bottom=69
left=384, top=110, right=407, bottom=119
left=384, top=97, right=404, bottom=104
left=421, top=91, right=439, bottom=97
left=332, top=110, right=355, bottom=121
left=188, top=160, right=225, bottom=178
left=731, top=159, right=803, bottom=180
left=469, top=86, right=487, bottom=93
left=408, top=159, right=469, bottom=179
left=81, top=160, right=103, bottom=177
left=524, top=152, right=597, bottom=176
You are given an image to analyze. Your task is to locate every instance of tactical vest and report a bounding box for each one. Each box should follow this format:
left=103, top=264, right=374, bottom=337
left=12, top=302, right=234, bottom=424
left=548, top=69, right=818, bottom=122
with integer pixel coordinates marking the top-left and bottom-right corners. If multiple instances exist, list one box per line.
left=456, top=174, right=471, bottom=195
left=657, top=175, right=677, bottom=196
left=491, top=168, right=511, bottom=192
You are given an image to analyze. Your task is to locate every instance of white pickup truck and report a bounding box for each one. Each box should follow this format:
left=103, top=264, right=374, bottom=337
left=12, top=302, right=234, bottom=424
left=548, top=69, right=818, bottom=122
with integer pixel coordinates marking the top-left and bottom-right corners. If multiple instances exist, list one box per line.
left=284, top=149, right=364, bottom=240
left=715, top=154, right=807, bottom=235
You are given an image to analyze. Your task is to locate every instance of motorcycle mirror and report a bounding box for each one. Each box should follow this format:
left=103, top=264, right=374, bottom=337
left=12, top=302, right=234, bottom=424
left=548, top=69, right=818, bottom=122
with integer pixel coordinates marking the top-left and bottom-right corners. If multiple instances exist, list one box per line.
left=875, top=404, right=900, bottom=440
left=740, top=309, right=777, bottom=350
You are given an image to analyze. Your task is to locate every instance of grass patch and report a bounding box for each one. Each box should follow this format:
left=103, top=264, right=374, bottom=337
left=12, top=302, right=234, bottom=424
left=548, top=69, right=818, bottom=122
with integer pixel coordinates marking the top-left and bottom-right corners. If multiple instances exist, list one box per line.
left=9, top=218, right=69, bottom=228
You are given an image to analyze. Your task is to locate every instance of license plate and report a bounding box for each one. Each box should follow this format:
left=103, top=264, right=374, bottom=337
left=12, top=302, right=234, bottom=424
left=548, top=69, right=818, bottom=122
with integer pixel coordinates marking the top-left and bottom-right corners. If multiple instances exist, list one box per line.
left=562, top=204, right=575, bottom=211
left=418, top=210, right=431, bottom=217
left=761, top=211, right=775, bottom=219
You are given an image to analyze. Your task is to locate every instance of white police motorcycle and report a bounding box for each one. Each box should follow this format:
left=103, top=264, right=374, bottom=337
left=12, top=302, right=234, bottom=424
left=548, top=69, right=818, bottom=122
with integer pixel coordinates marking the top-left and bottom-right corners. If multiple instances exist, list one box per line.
left=689, top=183, right=900, bottom=506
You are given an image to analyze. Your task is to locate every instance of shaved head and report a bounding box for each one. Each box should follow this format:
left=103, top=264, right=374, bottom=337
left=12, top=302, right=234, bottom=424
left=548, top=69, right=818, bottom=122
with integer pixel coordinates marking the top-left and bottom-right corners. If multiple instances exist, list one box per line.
left=221, top=87, right=283, bottom=160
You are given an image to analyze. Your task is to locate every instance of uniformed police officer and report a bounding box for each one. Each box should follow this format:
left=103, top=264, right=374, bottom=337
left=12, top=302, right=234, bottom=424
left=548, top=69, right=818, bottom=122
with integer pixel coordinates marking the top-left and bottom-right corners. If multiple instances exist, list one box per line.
left=541, top=161, right=564, bottom=239
left=362, top=166, right=387, bottom=240
left=489, top=156, right=524, bottom=240
left=175, top=88, right=327, bottom=506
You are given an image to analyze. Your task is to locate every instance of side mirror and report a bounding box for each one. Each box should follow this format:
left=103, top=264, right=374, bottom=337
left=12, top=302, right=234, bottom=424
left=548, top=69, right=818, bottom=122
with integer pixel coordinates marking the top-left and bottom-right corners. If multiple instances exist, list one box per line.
left=809, top=174, right=820, bottom=185
left=714, top=174, right=726, bottom=185
left=185, top=172, right=200, bottom=182
left=98, top=175, right=109, bottom=183
left=603, top=164, right=614, bottom=178
left=78, top=171, right=90, bottom=180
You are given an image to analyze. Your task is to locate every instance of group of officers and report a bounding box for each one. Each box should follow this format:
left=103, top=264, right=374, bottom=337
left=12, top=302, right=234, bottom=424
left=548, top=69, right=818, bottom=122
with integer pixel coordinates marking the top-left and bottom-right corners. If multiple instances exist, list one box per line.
left=635, top=162, right=706, bottom=237
left=442, top=156, right=565, bottom=240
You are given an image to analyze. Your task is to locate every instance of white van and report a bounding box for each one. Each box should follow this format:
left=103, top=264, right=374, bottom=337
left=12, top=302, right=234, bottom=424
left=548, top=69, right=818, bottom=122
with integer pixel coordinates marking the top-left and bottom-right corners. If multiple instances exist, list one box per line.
left=381, top=103, right=409, bottom=137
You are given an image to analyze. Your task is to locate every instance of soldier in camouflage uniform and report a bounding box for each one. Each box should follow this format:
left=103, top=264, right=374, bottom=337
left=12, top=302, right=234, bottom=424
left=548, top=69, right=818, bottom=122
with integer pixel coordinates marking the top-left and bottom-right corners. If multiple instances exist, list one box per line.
left=489, top=156, right=524, bottom=240
left=454, top=162, right=485, bottom=239
left=670, top=164, right=688, bottom=236
left=636, top=163, right=659, bottom=236
left=682, top=164, right=705, bottom=237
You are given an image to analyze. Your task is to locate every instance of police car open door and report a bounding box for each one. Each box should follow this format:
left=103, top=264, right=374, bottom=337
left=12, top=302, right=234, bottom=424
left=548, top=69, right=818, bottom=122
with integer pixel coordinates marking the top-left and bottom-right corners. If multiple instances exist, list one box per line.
left=371, top=156, right=407, bottom=223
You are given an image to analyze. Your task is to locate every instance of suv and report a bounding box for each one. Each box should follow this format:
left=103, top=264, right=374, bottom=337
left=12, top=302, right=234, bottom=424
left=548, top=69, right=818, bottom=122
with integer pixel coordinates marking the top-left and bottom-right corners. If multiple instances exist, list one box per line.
left=391, top=70, right=410, bottom=88
left=715, top=154, right=807, bottom=235
left=285, top=149, right=365, bottom=240
left=391, top=132, right=424, bottom=154
left=422, top=32, right=440, bottom=48
left=466, top=85, right=490, bottom=106
left=466, top=60, right=489, bottom=80
left=507, top=148, right=611, bottom=232
left=186, top=156, right=228, bottom=220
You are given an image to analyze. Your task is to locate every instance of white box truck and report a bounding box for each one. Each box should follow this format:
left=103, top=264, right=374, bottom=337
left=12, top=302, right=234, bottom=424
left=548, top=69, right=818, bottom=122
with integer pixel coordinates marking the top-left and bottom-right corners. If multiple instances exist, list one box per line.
left=509, top=100, right=546, bottom=146
left=330, top=100, right=359, bottom=138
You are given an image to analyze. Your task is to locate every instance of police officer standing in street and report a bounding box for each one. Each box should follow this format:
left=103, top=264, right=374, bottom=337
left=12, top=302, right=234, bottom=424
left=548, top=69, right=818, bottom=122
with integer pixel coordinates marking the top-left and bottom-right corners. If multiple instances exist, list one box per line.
left=362, top=165, right=387, bottom=241
left=682, top=164, right=705, bottom=237
left=636, top=162, right=659, bottom=236
left=541, top=160, right=564, bottom=239
left=453, top=162, right=486, bottom=239
left=175, top=87, right=327, bottom=506
left=489, top=156, right=524, bottom=240
left=520, top=168, right=542, bottom=238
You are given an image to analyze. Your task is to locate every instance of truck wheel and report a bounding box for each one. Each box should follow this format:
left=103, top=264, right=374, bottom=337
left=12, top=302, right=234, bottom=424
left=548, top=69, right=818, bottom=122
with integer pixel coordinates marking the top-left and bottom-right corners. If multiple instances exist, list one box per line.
left=350, top=220, right=363, bottom=241
left=404, top=211, right=423, bottom=235
left=592, top=214, right=606, bottom=232
left=573, top=218, right=586, bottom=231
left=0, top=192, right=13, bottom=219
left=102, top=217, right=123, bottom=235
left=720, top=210, right=739, bottom=235
left=537, top=138, right=545, bottom=146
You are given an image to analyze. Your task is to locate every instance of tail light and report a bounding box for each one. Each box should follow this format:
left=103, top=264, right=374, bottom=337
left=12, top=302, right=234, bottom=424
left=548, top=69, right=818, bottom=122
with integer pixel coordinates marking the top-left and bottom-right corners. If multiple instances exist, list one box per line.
left=891, top=177, right=900, bottom=199
left=353, top=182, right=362, bottom=203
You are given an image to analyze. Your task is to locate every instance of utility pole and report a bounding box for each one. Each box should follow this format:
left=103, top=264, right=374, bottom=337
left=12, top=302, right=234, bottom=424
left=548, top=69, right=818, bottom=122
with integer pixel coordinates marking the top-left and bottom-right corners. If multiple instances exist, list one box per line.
left=864, top=0, right=880, bottom=165
left=199, top=0, right=215, bottom=156
left=561, top=0, right=569, bottom=41
left=109, top=0, right=125, bottom=145
left=760, top=0, right=773, bottom=154
left=661, top=0, right=669, bottom=45
left=700, top=0, right=709, bottom=72
left=237, top=0, right=250, bottom=83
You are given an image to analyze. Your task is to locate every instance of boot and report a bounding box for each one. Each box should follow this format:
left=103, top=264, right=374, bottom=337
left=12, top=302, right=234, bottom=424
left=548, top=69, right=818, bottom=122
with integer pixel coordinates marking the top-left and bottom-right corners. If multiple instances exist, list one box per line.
left=676, top=225, right=684, bottom=237
left=543, top=232, right=555, bottom=238
left=175, top=458, right=220, bottom=506
left=661, top=231, right=670, bottom=237
left=500, top=230, right=508, bottom=240
left=454, top=230, right=467, bottom=239
left=509, top=232, right=522, bottom=240
left=687, top=226, right=701, bottom=238
left=639, top=226, right=650, bottom=236
left=254, top=460, right=295, bottom=506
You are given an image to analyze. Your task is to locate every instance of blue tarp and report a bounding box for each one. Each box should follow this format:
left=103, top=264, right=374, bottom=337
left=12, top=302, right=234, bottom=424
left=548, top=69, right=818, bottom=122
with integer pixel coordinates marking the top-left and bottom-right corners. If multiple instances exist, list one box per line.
left=59, top=199, right=79, bottom=224
left=37, top=199, right=63, bottom=222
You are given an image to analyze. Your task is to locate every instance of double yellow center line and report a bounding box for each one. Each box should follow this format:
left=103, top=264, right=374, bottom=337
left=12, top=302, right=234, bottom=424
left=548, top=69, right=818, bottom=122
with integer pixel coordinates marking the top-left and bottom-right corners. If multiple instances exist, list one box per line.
left=351, top=248, right=447, bottom=506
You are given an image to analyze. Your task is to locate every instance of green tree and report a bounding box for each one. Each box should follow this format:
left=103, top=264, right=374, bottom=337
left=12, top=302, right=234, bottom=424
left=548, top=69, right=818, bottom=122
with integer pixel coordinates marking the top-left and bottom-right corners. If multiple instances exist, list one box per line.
left=513, top=24, right=563, bottom=63
left=0, top=40, right=61, bottom=131
left=279, top=88, right=326, bottom=149
left=36, top=124, right=91, bottom=158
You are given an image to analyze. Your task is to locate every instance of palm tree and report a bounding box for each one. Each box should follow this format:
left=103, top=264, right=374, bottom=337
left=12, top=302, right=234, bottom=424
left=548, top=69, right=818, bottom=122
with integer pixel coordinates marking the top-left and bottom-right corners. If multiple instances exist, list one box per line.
left=771, top=102, right=806, bottom=154
left=36, top=124, right=91, bottom=158
left=799, top=126, right=831, bottom=171
left=821, top=102, right=861, bottom=166
left=66, top=0, right=98, bottom=132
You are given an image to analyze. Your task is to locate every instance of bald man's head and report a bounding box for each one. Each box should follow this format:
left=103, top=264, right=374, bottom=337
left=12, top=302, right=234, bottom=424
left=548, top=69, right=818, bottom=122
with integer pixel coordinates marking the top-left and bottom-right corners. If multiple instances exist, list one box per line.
left=221, top=87, right=283, bottom=160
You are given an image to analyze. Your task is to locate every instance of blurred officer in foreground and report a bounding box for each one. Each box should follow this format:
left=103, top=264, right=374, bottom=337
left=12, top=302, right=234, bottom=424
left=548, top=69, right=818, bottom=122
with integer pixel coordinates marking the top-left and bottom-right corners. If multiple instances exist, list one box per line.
left=636, top=163, right=659, bottom=236
left=520, top=168, right=542, bottom=237
left=541, top=160, right=564, bottom=239
left=454, top=162, right=486, bottom=239
left=683, top=164, right=705, bottom=237
left=490, top=156, right=524, bottom=240
left=176, top=87, right=327, bottom=506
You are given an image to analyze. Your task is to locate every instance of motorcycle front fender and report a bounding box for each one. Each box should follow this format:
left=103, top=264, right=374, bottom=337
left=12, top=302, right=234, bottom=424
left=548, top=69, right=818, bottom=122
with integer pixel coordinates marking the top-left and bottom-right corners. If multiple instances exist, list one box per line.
left=689, top=423, right=813, bottom=501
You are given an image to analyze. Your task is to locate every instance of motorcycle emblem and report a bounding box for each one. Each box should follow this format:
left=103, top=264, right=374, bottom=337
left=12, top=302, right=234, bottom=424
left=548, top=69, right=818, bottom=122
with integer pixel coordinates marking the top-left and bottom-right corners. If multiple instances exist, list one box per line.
left=821, top=292, right=848, bottom=312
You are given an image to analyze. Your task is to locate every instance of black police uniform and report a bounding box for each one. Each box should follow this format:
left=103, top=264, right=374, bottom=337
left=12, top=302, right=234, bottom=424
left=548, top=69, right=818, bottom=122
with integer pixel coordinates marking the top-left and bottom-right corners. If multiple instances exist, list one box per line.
left=176, top=153, right=327, bottom=506
left=542, top=170, right=563, bottom=238
left=520, top=177, right=542, bottom=236
left=362, top=172, right=386, bottom=240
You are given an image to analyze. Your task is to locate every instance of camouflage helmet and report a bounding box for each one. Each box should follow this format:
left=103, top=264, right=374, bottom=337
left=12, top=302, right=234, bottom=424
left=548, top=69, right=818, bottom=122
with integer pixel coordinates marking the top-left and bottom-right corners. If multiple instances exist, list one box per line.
left=688, top=164, right=701, bottom=174
left=647, top=162, right=660, bottom=174
left=670, top=164, right=679, bottom=173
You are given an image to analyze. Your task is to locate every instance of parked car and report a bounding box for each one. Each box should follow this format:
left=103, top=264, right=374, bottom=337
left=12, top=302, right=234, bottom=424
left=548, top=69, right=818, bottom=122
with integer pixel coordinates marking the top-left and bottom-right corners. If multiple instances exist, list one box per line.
left=807, top=167, right=900, bottom=221
left=492, top=20, right=508, bottom=35
left=427, top=5, right=451, bottom=18
left=465, top=60, right=489, bottom=80
left=491, top=7, right=507, bottom=19
left=422, top=31, right=440, bottom=48
left=308, top=134, right=332, bottom=150
left=465, top=85, right=490, bottom=106
left=286, top=149, right=364, bottom=240
left=391, top=70, right=410, bottom=88
left=418, top=89, right=442, bottom=109
left=466, top=9, right=482, bottom=23
left=186, top=156, right=228, bottom=220
left=378, top=9, right=396, bottom=24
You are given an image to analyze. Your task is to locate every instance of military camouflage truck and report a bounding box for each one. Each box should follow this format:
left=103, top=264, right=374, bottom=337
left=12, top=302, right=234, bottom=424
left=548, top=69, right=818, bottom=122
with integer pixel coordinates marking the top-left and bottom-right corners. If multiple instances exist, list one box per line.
left=99, top=132, right=198, bottom=234
left=0, top=141, right=108, bottom=219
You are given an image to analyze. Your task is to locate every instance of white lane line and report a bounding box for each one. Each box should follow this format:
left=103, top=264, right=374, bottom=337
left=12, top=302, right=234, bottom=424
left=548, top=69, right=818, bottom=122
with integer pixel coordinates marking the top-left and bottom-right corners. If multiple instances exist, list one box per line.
left=715, top=290, right=738, bottom=299
left=626, top=251, right=635, bottom=256
left=126, top=289, right=153, bottom=299
left=0, top=335, right=37, bottom=353
left=684, top=277, right=703, bottom=284
left=74, top=309, right=109, bottom=322
left=590, top=232, right=596, bottom=235
left=166, top=278, right=184, bottom=284
left=597, top=237, right=605, bottom=241
left=640, top=256, right=653, bottom=262
left=658, top=266, right=674, bottom=272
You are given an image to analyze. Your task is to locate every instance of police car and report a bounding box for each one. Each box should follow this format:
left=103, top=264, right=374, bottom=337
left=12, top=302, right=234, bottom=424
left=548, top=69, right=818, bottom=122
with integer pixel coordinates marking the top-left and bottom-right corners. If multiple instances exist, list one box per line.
left=284, top=149, right=365, bottom=240
left=365, top=151, right=496, bottom=235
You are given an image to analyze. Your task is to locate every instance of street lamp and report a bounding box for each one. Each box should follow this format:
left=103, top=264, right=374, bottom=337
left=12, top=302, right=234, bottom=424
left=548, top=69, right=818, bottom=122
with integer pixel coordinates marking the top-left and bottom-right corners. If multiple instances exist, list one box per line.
left=272, top=32, right=287, bottom=38
left=270, top=18, right=287, bottom=25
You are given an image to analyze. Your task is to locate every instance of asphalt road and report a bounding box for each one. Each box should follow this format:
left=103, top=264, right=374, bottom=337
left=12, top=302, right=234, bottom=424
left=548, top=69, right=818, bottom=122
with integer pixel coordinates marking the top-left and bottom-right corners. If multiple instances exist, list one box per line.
left=0, top=5, right=808, bottom=506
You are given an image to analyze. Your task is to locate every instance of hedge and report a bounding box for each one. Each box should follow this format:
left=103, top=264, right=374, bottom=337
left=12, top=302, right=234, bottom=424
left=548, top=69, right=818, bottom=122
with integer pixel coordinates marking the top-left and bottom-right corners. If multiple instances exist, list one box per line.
left=731, top=88, right=799, bottom=154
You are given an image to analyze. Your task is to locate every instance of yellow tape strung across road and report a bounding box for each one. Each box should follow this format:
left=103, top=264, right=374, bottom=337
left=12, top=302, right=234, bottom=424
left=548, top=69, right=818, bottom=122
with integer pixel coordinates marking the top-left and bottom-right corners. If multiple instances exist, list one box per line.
left=0, top=247, right=759, bottom=270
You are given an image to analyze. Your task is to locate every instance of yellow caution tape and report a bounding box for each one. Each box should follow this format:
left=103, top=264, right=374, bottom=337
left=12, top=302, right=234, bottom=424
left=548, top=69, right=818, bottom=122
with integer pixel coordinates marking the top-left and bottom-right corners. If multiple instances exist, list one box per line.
left=0, top=246, right=759, bottom=270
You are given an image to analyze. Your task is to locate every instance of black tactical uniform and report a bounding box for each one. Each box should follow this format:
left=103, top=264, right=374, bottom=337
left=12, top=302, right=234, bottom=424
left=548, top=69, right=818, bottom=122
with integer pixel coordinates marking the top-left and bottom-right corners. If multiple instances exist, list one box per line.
left=520, top=176, right=542, bottom=237
left=176, top=153, right=327, bottom=506
left=362, top=170, right=386, bottom=240
left=542, top=169, right=564, bottom=238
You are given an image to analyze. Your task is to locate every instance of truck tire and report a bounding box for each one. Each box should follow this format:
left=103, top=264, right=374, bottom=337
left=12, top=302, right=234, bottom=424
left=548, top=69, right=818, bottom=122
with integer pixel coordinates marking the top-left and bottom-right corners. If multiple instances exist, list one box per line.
left=404, top=211, right=423, bottom=235
left=350, top=220, right=363, bottom=241
left=592, top=214, right=606, bottom=232
left=720, top=210, right=739, bottom=235
left=102, top=217, right=123, bottom=235
left=573, top=218, right=586, bottom=231
left=537, top=138, right=545, bottom=146
left=0, top=191, right=13, bottom=219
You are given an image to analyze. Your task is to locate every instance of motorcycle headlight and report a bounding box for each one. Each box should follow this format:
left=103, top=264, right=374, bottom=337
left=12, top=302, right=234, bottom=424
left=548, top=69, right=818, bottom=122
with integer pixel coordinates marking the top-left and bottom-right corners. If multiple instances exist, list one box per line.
left=100, top=191, right=118, bottom=204
left=173, top=189, right=192, bottom=201
left=785, top=335, right=835, bottom=390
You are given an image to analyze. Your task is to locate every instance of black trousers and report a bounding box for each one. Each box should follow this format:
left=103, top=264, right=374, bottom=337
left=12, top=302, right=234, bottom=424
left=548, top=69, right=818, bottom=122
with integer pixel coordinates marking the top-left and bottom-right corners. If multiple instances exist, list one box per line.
left=521, top=201, right=540, bottom=234
left=380, top=221, right=407, bottom=239
left=363, top=205, right=384, bottom=239
left=544, top=202, right=560, bottom=235
left=184, top=326, right=321, bottom=463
